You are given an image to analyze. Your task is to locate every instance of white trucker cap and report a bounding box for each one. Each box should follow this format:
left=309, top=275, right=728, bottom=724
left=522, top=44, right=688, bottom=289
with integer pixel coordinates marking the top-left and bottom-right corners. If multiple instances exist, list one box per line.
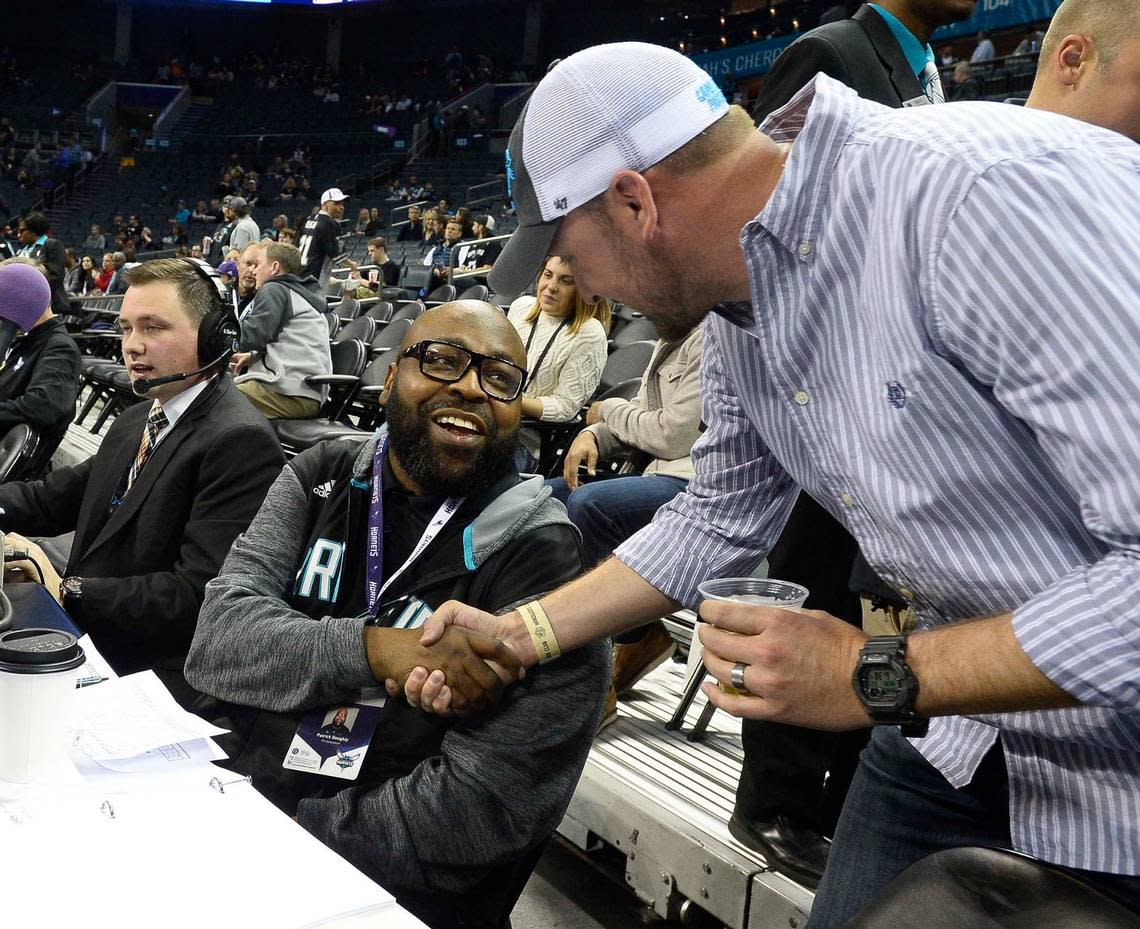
left=489, top=42, right=728, bottom=299
left=320, top=187, right=349, bottom=203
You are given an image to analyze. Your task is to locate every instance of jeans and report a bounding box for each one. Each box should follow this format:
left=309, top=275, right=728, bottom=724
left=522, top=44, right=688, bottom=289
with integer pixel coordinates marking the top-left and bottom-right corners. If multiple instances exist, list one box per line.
left=807, top=726, right=1140, bottom=927
left=546, top=474, right=688, bottom=571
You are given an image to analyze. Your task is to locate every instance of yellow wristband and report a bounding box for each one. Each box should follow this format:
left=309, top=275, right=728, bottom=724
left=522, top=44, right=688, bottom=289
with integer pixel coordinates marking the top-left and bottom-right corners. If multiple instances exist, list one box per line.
left=518, top=600, right=561, bottom=664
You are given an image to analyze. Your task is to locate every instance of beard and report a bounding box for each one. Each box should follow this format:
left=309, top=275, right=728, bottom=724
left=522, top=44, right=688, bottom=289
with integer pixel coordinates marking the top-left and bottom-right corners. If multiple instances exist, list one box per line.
left=595, top=211, right=714, bottom=341
left=385, top=382, right=519, bottom=498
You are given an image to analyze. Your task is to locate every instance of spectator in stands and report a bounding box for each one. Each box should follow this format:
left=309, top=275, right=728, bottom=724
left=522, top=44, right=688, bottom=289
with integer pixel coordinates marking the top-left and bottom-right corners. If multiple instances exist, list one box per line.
left=422, top=211, right=443, bottom=249
left=456, top=215, right=501, bottom=275
left=354, top=208, right=371, bottom=235
left=191, top=200, right=215, bottom=225
left=507, top=256, right=610, bottom=472
left=125, top=215, right=143, bottom=241
left=411, top=41, right=1140, bottom=928
left=190, top=244, right=204, bottom=260
left=298, top=177, right=315, bottom=201
left=16, top=213, right=69, bottom=316
left=550, top=327, right=703, bottom=722
left=949, top=61, right=981, bottom=100
left=138, top=227, right=160, bottom=253
left=230, top=241, right=331, bottom=420
left=185, top=300, right=606, bottom=929
left=1026, top=0, right=1140, bottom=142
left=279, top=227, right=296, bottom=246
left=21, top=142, right=44, bottom=180
left=105, top=251, right=129, bottom=296
left=361, top=237, right=400, bottom=286
left=263, top=214, right=288, bottom=241
left=94, top=252, right=114, bottom=292
left=940, top=44, right=957, bottom=67
left=397, top=204, right=423, bottom=242
left=297, top=187, right=353, bottom=289
left=0, top=259, right=81, bottom=476
left=280, top=176, right=298, bottom=200
left=74, top=255, right=97, bottom=296
left=236, top=242, right=260, bottom=313
left=423, top=219, right=464, bottom=286
left=63, top=249, right=83, bottom=295
left=0, top=258, right=283, bottom=702
left=122, top=241, right=139, bottom=265
left=365, top=207, right=383, bottom=236
left=162, top=222, right=188, bottom=248
left=229, top=197, right=260, bottom=252
left=206, top=200, right=236, bottom=265
left=84, top=224, right=106, bottom=251
left=971, top=29, right=996, bottom=62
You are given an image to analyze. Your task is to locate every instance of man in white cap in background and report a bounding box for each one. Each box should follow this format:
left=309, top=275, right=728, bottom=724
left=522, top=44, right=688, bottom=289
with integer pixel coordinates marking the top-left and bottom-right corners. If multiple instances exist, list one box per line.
left=400, top=41, right=1140, bottom=927
left=297, top=187, right=356, bottom=290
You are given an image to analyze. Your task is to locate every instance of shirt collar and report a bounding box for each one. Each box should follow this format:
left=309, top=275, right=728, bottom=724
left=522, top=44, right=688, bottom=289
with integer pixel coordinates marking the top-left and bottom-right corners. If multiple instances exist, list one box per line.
left=749, top=74, right=861, bottom=259
left=867, top=3, right=934, bottom=77
left=151, top=375, right=213, bottom=434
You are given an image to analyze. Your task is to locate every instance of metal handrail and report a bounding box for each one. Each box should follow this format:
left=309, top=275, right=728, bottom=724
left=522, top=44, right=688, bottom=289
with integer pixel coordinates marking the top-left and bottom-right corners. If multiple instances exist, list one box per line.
left=389, top=200, right=431, bottom=227
left=446, top=232, right=512, bottom=283
left=464, top=178, right=504, bottom=210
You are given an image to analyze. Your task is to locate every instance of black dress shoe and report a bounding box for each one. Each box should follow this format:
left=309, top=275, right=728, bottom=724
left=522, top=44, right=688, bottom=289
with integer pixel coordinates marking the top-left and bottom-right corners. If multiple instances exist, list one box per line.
left=729, top=813, right=831, bottom=888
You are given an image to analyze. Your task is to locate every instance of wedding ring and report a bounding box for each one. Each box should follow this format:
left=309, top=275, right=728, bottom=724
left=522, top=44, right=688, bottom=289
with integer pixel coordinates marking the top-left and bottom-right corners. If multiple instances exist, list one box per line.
left=730, top=661, right=750, bottom=694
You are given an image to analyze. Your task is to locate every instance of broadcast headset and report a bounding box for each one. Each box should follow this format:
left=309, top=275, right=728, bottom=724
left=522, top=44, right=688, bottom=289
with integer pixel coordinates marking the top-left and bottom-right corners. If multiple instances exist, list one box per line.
left=131, top=257, right=242, bottom=395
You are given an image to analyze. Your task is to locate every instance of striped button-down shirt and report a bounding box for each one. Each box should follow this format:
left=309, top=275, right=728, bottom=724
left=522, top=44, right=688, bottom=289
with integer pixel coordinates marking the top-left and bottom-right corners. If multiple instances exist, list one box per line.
left=617, top=75, right=1140, bottom=873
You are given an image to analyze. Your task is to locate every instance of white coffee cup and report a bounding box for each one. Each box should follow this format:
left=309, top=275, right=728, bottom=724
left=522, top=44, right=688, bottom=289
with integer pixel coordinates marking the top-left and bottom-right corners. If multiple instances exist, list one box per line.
left=0, top=628, right=86, bottom=782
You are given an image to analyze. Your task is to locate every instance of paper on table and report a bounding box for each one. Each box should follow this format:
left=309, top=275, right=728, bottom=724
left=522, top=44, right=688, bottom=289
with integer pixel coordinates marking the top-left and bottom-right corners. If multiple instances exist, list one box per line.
left=1, top=768, right=396, bottom=929
left=75, top=634, right=118, bottom=686
left=96, top=737, right=227, bottom=773
left=71, top=670, right=227, bottom=760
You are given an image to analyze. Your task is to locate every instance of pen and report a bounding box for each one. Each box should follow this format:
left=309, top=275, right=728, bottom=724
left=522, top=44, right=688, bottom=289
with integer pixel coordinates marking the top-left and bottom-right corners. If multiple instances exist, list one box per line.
left=76, top=676, right=108, bottom=689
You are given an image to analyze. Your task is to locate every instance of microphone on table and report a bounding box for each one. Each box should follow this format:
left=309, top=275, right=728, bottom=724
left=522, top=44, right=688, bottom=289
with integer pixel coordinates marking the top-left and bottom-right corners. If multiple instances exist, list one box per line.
left=0, top=263, right=52, bottom=369
left=131, top=347, right=236, bottom=396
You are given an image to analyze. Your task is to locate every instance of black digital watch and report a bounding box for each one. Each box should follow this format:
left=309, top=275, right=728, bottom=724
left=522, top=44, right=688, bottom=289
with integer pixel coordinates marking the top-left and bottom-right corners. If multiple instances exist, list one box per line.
left=852, top=635, right=928, bottom=737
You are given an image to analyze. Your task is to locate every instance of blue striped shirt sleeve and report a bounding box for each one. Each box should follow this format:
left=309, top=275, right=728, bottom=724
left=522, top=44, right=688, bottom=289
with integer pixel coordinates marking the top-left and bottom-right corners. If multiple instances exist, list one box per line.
left=615, top=319, right=799, bottom=607
left=929, top=151, right=1140, bottom=711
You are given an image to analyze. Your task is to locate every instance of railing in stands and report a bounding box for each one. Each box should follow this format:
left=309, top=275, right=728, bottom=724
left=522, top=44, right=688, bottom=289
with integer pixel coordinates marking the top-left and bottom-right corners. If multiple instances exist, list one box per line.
left=388, top=199, right=431, bottom=229
left=446, top=232, right=512, bottom=284
left=497, top=84, right=535, bottom=132
left=465, top=179, right=505, bottom=210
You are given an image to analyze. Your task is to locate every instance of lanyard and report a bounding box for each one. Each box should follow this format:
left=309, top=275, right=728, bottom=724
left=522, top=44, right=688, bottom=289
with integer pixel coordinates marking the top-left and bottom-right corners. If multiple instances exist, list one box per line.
left=365, top=436, right=463, bottom=613
left=524, top=315, right=569, bottom=389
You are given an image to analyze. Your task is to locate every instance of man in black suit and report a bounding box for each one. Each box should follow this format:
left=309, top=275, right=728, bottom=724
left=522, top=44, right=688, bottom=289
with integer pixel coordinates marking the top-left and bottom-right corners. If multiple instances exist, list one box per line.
left=0, top=258, right=284, bottom=703
left=733, top=0, right=978, bottom=889
left=753, top=0, right=977, bottom=118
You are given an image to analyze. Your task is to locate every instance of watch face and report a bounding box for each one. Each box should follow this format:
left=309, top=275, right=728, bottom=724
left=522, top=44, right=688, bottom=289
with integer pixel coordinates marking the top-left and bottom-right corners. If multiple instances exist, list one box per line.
left=860, top=665, right=905, bottom=709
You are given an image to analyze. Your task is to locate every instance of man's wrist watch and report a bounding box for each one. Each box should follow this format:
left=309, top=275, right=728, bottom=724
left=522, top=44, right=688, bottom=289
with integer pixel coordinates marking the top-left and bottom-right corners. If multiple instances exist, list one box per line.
left=852, top=635, right=929, bottom=737
left=60, top=576, right=83, bottom=603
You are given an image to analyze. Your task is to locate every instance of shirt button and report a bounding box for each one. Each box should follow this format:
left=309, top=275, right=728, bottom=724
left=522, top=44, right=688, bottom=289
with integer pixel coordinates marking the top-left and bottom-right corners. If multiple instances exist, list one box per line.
left=793, top=389, right=811, bottom=406
left=797, top=241, right=814, bottom=259
left=840, top=491, right=856, bottom=508
left=898, top=587, right=915, bottom=600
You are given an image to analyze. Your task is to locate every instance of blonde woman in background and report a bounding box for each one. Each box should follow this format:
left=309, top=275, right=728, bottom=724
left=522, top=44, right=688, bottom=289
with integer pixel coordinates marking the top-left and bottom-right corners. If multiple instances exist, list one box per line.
left=507, top=255, right=611, bottom=472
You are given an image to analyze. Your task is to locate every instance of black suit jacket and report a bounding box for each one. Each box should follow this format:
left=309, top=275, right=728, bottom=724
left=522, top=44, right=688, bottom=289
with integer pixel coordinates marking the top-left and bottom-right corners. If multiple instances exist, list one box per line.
left=0, top=375, right=285, bottom=678
left=752, top=4, right=925, bottom=121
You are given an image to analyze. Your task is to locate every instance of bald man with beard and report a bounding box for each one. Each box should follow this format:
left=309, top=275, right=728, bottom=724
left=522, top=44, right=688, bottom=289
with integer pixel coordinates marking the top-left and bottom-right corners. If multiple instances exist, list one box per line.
left=186, top=301, right=608, bottom=929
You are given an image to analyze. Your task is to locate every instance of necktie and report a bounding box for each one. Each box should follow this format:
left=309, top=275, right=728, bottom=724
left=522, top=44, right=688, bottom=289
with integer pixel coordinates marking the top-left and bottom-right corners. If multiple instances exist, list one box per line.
left=921, top=60, right=945, bottom=105
left=127, top=404, right=169, bottom=493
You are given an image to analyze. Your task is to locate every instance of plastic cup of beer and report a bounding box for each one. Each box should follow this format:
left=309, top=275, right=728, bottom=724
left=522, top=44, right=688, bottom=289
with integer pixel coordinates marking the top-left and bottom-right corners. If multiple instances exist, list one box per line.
left=697, top=578, right=809, bottom=695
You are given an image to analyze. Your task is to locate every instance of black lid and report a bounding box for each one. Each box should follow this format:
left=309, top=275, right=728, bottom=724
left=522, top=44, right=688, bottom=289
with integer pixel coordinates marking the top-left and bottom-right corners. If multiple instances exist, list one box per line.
left=0, top=628, right=86, bottom=675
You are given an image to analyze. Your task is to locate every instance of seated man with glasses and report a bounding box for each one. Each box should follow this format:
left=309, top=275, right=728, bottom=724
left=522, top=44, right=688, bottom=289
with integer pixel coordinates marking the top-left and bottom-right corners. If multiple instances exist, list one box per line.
left=186, top=300, right=609, bottom=929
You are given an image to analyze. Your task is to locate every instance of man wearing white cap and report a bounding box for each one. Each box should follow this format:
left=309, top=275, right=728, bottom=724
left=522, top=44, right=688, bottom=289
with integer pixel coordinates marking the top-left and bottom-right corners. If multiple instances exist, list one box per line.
left=298, top=187, right=355, bottom=290
left=401, top=42, right=1140, bottom=926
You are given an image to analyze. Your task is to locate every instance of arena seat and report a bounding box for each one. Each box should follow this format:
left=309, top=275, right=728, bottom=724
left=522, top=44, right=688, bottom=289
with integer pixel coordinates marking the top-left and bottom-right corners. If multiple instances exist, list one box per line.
left=846, top=847, right=1140, bottom=929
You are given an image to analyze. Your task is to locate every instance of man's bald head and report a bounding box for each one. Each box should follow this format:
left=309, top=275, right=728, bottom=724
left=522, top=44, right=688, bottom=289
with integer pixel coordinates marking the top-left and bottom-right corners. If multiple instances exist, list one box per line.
left=401, top=300, right=526, bottom=368
left=1027, top=0, right=1140, bottom=141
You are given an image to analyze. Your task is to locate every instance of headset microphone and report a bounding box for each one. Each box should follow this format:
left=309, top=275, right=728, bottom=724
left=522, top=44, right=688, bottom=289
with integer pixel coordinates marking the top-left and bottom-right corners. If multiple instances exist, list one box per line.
left=131, top=346, right=236, bottom=396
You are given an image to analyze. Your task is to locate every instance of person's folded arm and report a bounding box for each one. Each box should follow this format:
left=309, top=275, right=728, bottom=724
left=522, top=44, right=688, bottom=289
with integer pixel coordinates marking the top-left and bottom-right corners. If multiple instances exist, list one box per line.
left=0, top=338, right=80, bottom=436
left=185, top=463, right=375, bottom=711
left=928, top=151, right=1140, bottom=712
left=237, top=287, right=289, bottom=355
left=595, top=330, right=703, bottom=461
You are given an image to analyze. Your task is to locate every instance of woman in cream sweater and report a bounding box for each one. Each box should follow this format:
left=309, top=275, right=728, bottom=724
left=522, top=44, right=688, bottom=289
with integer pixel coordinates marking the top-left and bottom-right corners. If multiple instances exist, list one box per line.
left=507, top=255, right=612, bottom=472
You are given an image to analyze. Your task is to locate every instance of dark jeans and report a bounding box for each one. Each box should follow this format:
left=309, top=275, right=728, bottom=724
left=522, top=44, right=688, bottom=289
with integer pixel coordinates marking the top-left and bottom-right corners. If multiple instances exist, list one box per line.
left=738, top=493, right=867, bottom=836
left=546, top=473, right=688, bottom=570
left=807, top=726, right=1140, bottom=928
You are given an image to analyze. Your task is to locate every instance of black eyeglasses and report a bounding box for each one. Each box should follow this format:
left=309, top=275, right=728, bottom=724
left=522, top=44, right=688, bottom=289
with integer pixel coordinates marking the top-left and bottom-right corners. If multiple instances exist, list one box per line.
left=400, top=340, right=528, bottom=402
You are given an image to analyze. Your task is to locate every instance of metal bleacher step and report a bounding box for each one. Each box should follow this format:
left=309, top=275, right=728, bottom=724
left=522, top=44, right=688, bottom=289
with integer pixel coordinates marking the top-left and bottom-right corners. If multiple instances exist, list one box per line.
left=559, top=616, right=814, bottom=929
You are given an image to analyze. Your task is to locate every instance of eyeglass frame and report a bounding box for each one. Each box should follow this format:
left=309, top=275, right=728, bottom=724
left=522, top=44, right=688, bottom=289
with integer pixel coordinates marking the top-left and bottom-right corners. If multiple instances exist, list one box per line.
left=399, top=339, right=529, bottom=402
